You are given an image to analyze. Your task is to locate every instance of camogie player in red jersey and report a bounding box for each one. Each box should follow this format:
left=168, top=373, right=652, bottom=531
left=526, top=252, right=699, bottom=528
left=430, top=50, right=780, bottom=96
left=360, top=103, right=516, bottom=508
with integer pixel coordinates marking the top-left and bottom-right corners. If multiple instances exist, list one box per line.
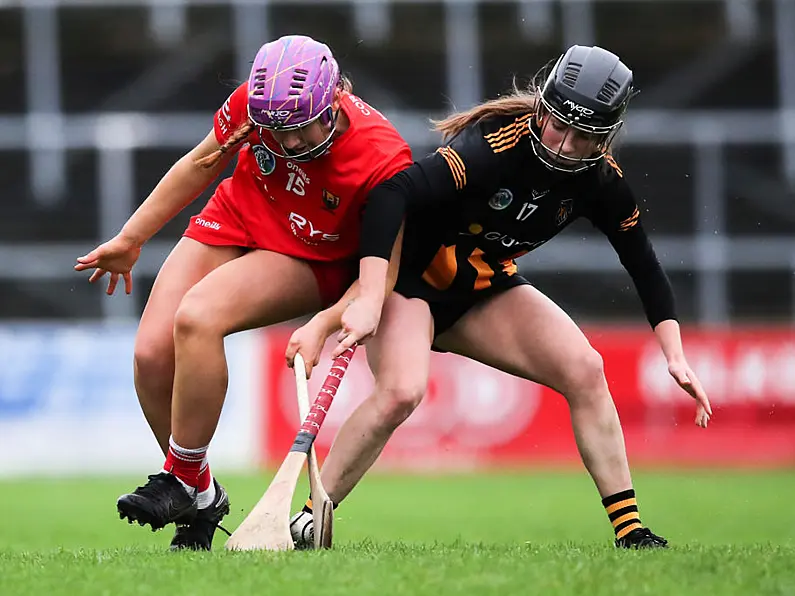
left=74, top=34, right=411, bottom=550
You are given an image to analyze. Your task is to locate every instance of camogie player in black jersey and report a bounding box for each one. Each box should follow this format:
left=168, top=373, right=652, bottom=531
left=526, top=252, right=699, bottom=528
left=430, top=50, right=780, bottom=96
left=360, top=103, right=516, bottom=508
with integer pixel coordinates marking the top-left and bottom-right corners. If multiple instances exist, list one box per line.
left=286, top=45, right=712, bottom=549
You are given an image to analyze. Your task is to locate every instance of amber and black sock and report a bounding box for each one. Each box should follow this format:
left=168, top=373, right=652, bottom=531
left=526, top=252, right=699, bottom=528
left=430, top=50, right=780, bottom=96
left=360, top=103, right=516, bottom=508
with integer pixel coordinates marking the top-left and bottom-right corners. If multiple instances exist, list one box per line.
left=602, top=488, right=643, bottom=540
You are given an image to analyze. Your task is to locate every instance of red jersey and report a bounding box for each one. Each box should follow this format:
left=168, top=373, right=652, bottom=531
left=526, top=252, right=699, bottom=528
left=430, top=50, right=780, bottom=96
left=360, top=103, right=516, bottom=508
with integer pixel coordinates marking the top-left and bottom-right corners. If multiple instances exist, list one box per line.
left=199, top=83, right=412, bottom=262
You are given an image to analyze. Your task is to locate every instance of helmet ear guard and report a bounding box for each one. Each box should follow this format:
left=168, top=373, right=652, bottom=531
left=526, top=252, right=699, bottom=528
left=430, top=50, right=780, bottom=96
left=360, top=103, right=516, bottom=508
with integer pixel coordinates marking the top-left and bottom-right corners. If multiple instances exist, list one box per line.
left=529, top=45, right=636, bottom=173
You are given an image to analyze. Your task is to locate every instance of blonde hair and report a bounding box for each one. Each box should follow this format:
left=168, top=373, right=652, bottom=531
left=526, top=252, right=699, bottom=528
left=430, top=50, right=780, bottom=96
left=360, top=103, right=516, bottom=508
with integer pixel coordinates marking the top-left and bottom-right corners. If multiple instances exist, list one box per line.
left=433, top=77, right=539, bottom=140
left=195, top=74, right=355, bottom=170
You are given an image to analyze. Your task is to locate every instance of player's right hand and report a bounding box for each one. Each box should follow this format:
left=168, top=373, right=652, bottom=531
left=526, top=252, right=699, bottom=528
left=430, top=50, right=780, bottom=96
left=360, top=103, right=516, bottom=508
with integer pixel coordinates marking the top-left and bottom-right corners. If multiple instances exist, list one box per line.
left=332, top=295, right=382, bottom=357
left=74, top=233, right=142, bottom=295
left=285, top=314, right=335, bottom=379
left=667, top=358, right=712, bottom=428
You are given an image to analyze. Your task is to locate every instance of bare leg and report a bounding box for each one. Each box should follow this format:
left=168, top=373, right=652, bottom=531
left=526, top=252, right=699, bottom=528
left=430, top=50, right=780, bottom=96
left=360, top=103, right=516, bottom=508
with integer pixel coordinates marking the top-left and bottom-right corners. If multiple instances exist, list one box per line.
left=133, top=238, right=243, bottom=454
left=435, top=284, right=632, bottom=497
left=118, top=249, right=323, bottom=535
left=320, top=294, right=434, bottom=504
left=170, top=250, right=323, bottom=449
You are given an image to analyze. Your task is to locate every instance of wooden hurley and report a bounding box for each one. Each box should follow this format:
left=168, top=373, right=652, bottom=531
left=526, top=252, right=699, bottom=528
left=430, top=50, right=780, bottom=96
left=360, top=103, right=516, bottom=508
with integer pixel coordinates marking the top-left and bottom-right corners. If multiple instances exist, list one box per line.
left=293, top=353, right=335, bottom=549
left=225, top=346, right=357, bottom=551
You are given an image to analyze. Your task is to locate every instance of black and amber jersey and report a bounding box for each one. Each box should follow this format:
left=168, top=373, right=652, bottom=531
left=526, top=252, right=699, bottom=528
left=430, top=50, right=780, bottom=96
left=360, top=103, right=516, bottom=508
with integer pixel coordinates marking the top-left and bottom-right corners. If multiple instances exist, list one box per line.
left=361, top=111, right=676, bottom=327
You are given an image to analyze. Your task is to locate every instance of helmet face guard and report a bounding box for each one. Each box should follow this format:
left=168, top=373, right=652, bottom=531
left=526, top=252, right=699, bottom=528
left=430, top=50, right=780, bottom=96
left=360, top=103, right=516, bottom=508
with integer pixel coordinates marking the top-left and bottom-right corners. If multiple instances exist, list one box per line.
left=246, top=35, right=341, bottom=162
left=252, top=106, right=339, bottom=163
left=529, top=45, right=635, bottom=174
left=529, top=93, right=624, bottom=174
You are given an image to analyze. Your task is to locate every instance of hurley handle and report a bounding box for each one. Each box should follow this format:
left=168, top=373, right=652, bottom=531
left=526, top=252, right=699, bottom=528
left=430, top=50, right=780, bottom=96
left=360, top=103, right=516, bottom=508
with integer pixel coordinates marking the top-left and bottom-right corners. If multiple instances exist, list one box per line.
left=290, top=345, right=357, bottom=453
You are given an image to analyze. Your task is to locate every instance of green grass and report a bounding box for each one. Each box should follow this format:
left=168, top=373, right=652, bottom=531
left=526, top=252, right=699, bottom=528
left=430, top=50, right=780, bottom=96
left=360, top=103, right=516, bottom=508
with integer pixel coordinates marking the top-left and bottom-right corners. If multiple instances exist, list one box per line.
left=0, top=470, right=793, bottom=595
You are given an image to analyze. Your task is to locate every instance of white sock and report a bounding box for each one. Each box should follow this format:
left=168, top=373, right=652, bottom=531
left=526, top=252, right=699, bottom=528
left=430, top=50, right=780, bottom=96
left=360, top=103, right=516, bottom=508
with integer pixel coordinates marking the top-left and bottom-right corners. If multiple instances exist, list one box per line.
left=197, top=477, right=217, bottom=509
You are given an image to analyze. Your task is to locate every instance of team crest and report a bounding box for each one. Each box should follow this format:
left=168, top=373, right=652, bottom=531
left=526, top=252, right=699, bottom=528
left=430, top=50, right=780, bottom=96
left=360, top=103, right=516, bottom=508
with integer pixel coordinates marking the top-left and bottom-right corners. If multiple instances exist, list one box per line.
left=488, top=188, right=513, bottom=210
left=251, top=144, right=276, bottom=176
left=322, top=189, right=341, bottom=211
left=556, top=199, right=574, bottom=226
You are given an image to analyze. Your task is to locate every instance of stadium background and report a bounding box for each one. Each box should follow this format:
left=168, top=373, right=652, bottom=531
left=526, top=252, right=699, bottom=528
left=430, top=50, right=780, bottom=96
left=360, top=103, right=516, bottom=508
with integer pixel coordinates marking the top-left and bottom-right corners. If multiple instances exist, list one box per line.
left=0, top=0, right=793, bottom=540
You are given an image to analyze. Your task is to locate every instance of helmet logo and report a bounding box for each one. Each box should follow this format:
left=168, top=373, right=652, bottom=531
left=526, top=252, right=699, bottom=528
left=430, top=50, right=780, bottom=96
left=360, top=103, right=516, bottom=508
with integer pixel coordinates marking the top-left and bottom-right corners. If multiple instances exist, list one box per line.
left=562, top=99, right=594, bottom=116
left=488, top=189, right=514, bottom=211
left=251, top=144, right=276, bottom=176
left=266, top=110, right=291, bottom=118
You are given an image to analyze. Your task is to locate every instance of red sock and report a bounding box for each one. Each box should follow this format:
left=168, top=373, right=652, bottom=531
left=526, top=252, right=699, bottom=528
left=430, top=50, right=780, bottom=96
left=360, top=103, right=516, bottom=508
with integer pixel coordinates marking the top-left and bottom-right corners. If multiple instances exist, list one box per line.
left=163, top=437, right=207, bottom=489
left=197, top=460, right=213, bottom=493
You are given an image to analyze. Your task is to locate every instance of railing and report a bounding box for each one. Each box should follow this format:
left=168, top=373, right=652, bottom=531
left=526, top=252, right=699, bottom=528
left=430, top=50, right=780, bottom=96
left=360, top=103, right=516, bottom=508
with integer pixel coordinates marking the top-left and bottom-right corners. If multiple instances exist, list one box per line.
left=1, top=0, right=792, bottom=322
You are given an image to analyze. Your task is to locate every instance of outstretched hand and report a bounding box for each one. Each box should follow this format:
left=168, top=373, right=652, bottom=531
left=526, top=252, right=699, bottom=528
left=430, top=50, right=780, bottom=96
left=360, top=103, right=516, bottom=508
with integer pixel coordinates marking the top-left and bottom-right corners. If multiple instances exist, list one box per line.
left=74, top=234, right=142, bottom=295
left=668, top=359, right=712, bottom=428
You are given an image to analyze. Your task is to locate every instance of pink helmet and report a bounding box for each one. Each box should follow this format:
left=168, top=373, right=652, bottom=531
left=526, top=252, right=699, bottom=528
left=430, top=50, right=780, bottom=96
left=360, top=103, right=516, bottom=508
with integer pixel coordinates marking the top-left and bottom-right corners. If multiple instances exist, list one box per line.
left=247, top=35, right=341, bottom=161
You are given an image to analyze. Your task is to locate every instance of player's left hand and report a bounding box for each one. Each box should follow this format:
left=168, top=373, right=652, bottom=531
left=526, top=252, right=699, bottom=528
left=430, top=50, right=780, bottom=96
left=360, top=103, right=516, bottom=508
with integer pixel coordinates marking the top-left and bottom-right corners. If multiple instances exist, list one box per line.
left=332, top=294, right=382, bottom=358
left=668, top=359, right=712, bottom=428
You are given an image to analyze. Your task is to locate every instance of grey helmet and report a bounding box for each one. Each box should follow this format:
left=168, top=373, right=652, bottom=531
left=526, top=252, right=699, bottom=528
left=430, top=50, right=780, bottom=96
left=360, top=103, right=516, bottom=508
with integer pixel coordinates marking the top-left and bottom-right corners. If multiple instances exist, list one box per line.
left=530, top=45, right=635, bottom=173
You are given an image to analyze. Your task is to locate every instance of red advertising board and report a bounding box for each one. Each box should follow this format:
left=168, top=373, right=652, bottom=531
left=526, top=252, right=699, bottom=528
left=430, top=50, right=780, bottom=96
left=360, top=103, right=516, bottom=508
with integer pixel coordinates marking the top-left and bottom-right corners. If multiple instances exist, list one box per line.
left=261, top=326, right=795, bottom=468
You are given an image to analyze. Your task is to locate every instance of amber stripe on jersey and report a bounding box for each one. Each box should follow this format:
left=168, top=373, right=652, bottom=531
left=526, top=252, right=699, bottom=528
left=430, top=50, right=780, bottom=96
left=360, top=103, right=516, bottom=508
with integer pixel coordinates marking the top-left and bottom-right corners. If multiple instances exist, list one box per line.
left=467, top=248, right=494, bottom=290
left=421, top=245, right=458, bottom=291
left=436, top=147, right=467, bottom=190
left=500, top=258, right=518, bottom=276
left=468, top=251, right=522, bottom=291
left=483, top=113, right=533, bottom=153
left=422, top=246, right=524, bottom=293
left=602, top=489, right=643, bottom=540
left=619, top=206, right=640, bottom=231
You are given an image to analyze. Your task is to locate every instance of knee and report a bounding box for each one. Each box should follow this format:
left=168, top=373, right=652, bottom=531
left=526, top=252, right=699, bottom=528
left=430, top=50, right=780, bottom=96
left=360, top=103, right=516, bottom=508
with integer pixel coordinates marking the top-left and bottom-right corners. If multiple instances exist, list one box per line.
left=133, top=329, right=174, bottom=382
left=560, top=348, right=608, bottom=404
left=172, top=291, right=222, bottom=342
left=374, top=381, right=427, bottom=429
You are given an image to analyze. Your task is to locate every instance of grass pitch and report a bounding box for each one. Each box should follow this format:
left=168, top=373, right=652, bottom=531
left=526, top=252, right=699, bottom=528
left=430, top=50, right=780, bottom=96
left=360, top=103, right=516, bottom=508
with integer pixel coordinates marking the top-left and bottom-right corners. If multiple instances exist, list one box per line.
left=0, top=470, right=793, bottom=595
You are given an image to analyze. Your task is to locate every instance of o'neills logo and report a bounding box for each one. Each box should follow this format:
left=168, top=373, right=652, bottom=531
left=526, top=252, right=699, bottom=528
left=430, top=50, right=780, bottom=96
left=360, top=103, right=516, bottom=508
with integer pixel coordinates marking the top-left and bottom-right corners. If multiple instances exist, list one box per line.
left=562, top=99, right=594, bottom=116
left=194, top=217, right=221, bottom=230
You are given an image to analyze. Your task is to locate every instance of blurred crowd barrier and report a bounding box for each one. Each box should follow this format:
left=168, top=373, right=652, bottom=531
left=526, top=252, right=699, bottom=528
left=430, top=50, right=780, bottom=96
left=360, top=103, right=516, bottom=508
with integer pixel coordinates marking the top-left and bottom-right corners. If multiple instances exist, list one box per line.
left=265, top=326, right=795, bottom=469
left=1, top=322, right=792, bottom=477
left=0, top=323, right=259, bottom=476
